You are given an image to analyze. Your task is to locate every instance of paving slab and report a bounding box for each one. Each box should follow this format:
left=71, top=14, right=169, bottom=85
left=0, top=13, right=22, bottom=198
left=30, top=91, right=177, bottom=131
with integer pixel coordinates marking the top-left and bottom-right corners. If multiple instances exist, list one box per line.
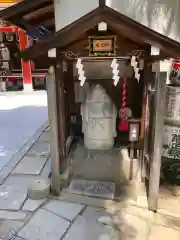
left=22, top=198, right=47, bottom=212
left=0, top=175, right=44, bottom=210
left=0, top=152, right=14, bottom=173
left=4, top=175, right=44, bottom=191
left=0, top=221, right=24, bottom=240
left=38, top=132, right=51, bottom=143
left=43, top=200, right=85, bottom=221
left=0, top=184, right=27, bottom=211
left=12, top=155, right=48, bottom=175
left=27, top=142, right=50, bottom=156
left=63, top=206, right=114, bottom=240
left=158, top=197, right=180, bottom=218
left=121, top=214, right=148, bottom=240
left=154, top=213, right=180, bottom=230
left=0, top=123, right=48, bottom=185
left=45, top=125, right=51, bottom=131
left=149, top=225, right=180, bottom=240
left=136, top=196, right=149, bottom=208
left=11, top=238, right=24, bottom=240
left=40, top=158, right=51, bottom=177
left=124, top=205, right=154, bottom=221
left=0, top=92, right=48, bottom=172
left=18, top=209, right=69, bottom=240
left=0, top=211, right=27, bottom=221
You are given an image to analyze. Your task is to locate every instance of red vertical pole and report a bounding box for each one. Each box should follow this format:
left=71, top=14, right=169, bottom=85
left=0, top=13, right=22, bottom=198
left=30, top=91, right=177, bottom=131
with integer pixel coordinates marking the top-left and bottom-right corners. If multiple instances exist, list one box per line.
left=18, top=29, right=33, bottom=91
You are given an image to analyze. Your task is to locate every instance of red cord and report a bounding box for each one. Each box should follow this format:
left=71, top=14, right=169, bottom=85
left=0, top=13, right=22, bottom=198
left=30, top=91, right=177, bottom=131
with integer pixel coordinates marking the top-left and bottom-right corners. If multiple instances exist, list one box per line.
left=119, top=77, right=128, bottom=131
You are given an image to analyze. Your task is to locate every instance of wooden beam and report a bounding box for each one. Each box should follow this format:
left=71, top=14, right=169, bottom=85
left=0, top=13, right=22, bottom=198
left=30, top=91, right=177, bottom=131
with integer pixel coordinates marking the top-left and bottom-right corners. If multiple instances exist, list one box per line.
left=23, top=4, right=54, bottom=21
left=0, top=0, right=52, bottom=19
left=13, top=18, right=49, bottom=40
left=28, top=12, right=54, bottom=26
left=42, top=18, right=55, bottom=29
left=65, top=35, right=145, bottom=56
left=20, top=5, right=180, bottom=60
left=21, top=8, right=105, bottom=60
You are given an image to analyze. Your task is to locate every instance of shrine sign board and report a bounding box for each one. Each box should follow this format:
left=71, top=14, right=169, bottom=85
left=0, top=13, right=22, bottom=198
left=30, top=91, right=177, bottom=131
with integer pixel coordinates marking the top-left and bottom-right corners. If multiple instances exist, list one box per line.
left=89, top=36, right=116, bottom=56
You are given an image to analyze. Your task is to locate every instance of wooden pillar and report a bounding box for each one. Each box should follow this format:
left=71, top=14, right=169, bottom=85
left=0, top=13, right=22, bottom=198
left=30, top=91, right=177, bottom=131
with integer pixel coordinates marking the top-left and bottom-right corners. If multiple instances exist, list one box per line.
left=46, top=58, right=67, bottom=195
left=55, top=61, right=67, bottom=173
left=139, top=84, right=148, bottom=179
left=148, top=61, right=167, bottom=211
left=18, top=29, right=33, bottom=91
left=140, top=61, right=152, bottom=180
left=46, top=66, right=61, bottom=195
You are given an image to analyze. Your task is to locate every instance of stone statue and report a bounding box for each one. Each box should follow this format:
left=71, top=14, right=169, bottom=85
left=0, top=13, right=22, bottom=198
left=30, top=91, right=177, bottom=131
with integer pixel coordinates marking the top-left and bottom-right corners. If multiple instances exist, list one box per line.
left=81, top=84, right=117, bottom=150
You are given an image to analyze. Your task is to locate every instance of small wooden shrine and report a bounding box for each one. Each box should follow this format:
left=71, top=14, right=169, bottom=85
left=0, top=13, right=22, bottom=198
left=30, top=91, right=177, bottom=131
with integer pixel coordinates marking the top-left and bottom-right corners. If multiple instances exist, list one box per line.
left=2, top=0, right=180, bottom=212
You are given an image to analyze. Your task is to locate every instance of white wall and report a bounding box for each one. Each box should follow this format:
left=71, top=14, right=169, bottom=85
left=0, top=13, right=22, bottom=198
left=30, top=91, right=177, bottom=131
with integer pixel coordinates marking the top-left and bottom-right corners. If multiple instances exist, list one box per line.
left=54, top=0, right=99, bottom=31
left=106, top=0, right=180, bottom=43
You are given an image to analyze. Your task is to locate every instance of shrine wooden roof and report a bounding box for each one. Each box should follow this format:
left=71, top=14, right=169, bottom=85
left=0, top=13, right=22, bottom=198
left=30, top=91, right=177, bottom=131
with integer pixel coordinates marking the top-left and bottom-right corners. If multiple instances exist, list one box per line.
left=0, top=0, right=54, bottom=39
left=1, top=0, right=180, bottom=60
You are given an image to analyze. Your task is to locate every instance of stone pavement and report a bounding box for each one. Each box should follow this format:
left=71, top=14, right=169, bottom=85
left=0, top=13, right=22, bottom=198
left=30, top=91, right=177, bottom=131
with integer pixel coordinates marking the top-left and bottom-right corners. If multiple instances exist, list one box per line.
left=0, top=126, right=180, bottom=239
left=0, top=91, right=48, bottom=172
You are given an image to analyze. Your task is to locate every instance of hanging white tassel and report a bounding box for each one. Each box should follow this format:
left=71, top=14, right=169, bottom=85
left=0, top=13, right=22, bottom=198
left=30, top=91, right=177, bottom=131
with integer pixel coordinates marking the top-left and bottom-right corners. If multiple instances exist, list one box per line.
left=131, top=56, right=140, bottom=83
left=76, top=58, right=86, bottom=86
left=111, top=58, right=120, bottom=86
